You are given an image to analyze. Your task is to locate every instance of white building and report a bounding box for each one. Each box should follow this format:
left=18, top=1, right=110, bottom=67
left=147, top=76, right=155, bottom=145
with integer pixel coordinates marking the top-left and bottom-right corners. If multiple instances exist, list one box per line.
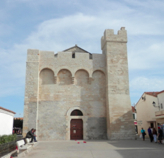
left=0, top=106, right=16, bottom=135
left=136, top=90, right=164, bottom=135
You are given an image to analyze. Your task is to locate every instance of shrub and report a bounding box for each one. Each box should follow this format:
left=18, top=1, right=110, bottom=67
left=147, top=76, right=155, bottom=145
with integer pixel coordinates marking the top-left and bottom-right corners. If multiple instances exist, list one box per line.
left=0, top=134, right=17, bottom=145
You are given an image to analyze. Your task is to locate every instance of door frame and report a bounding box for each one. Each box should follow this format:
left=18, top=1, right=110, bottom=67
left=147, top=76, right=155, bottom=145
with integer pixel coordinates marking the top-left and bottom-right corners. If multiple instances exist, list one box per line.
left=70, top=119, right=83, bottom=140
left=65, top=107, right=87, bottom=140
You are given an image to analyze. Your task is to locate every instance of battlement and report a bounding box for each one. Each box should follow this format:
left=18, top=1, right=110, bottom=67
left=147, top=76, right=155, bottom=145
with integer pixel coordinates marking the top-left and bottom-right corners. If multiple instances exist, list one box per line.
left=101, top=27, right=127, bottom=50
left=58, top=51, right=91, bottom=60
left=27, top=49, right=40, bottom=62
left=39, top=51, right=93, bottom=61
left=27, top=49, right=106, bottom=76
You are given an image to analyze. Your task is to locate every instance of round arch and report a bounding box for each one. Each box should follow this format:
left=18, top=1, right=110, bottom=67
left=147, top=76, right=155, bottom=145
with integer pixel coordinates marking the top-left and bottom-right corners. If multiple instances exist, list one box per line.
left=40, top=68, right=55, bottom=85
left=57, top=69, right=72, bottom=85
left=40, top=67, right=55, bottom=75
left=71, top=109, right=83, bottom=116
left=74, top=69, right=90, bottom=86
left=92, top=69, right=105, bottom=76
left=56, top=67, right=73, bottom=77
left=66, top=107, right=85, bottom=116
left=74, top=69, right=90, bottom=77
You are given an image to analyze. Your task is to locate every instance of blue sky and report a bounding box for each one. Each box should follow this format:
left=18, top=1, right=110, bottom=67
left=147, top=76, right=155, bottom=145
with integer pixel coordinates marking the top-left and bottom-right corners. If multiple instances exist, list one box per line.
left=0, top=0, right=164, bottom=117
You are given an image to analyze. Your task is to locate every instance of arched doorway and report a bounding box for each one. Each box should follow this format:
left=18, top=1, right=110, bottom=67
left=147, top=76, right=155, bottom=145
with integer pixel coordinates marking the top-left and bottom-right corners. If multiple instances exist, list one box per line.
left=70, top=119, right=83, bottom=140
left=70, top=109, right=83, bottom=140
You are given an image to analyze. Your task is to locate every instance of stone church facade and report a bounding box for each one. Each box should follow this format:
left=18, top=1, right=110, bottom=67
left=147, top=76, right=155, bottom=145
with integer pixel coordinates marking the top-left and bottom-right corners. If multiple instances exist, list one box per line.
left=23, top=27, right=135, bottom=140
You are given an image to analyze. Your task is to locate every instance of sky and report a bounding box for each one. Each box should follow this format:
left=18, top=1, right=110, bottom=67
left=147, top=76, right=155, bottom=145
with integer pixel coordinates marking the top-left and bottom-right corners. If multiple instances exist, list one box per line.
left=0, top=0, right=164, bottom=117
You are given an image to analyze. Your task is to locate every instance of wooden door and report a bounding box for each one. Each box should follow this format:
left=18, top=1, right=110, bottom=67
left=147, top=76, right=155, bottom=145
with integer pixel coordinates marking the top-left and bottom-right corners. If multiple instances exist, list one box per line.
left=70, top=119, right=83, bottom=140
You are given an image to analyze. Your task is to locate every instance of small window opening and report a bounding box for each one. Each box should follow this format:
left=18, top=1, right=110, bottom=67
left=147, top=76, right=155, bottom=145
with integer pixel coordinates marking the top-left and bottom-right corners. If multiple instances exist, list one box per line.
left=71, top=110, right=83, bottom=116
left=72, top=53, right=75, bottom=58
left=55, top=54, right=58, bottom=57
left=89, top=54, right=92, bottom=59
left=161, top=103, right=163, bottom=109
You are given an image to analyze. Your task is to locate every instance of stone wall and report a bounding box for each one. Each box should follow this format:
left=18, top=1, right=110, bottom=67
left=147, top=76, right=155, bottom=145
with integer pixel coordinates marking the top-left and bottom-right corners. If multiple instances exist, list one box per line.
left=23, top=49, right=39, bottom=136
left=101, top=27, right=135, bottom=139
left=38, top=64, right=106, bottom=140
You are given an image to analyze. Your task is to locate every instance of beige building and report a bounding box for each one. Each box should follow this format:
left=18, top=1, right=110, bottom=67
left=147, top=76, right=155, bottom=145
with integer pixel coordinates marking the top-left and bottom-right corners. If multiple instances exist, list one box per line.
left=136, top=90, right=164, bottom=135
left=154, top=91, right=164, bottom=126
left=23, top=27, right=135, bottom=140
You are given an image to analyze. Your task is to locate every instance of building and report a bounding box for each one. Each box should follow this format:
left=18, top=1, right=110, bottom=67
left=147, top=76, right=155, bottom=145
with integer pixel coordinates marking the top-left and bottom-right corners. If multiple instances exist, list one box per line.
left=154, top=91, right=164, bottom=126
left=136, top=90, right=164, bottom=135
left=14, top=117, right=23, bottom=120
left=0, top=106, right=15, bottom=135
left=23, top=27, right=135, bottom=140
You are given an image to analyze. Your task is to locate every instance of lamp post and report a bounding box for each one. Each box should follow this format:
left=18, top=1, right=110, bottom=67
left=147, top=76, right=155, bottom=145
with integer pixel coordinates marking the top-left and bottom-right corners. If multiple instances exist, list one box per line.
left=152, top=101, right=160, bottom=110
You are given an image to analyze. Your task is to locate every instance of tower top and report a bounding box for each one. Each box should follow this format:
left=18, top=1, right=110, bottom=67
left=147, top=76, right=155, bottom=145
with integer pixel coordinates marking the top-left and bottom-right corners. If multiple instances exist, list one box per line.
left=101, top=27, right=127, bottom=50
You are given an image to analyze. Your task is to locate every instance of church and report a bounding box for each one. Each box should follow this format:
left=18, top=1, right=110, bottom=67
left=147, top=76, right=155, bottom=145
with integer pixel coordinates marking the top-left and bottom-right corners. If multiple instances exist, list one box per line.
left=23, top=27, right=135, bottom=140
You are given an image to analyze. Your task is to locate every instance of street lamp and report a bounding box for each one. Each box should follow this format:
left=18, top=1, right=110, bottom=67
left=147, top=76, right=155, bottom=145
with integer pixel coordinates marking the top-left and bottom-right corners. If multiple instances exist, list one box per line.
left=152, top=101, right=160, bottom=110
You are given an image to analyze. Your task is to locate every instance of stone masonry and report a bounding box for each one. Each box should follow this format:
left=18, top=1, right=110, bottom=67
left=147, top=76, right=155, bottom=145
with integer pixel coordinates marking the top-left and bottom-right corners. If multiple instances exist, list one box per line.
left=23, top=27, right=135, bottom=140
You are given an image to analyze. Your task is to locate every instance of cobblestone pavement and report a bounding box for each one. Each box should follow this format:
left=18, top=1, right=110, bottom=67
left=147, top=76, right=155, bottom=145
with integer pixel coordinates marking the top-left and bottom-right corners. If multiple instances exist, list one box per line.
left=19, top=139, right=164, bottom=158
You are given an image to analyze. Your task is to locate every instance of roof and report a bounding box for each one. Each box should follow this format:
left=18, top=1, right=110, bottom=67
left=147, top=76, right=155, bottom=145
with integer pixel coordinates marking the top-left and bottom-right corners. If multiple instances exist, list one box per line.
left=0, top=106, right=16, bottom=114
left=14, top=117, right=23, bottom=120
left=63, top=45, right=91, bottom=54
left=135, top=90, right=164, bottom=107
left=145, top=90, right=164, bottom=97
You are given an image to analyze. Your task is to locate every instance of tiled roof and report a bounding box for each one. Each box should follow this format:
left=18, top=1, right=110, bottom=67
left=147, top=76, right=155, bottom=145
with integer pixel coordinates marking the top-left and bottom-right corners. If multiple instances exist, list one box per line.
left=14, top=117, right=23, bottom=120
left=135, top=90, right=164, bottom=107
left=145, top=90, right=164, bottom=97
left=0, top=106, right=16, bottom=114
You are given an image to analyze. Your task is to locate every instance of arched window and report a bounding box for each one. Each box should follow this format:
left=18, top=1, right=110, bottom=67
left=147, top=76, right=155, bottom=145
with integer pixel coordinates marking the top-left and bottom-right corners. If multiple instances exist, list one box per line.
left=75, top=69, right=89, bottom=86
left=57, top=69, right=72, bottom=85
left=40, top=68, right=55, bottom=85
left=92, top=70, right=105, bottom=98
left=71, top=110, right=83, bottom=116
left=92, top=70, right=105, bottom=86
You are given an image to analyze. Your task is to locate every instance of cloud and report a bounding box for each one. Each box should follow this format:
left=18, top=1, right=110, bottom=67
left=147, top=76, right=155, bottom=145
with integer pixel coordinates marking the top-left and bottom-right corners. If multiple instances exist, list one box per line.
left=0, top=1, right=164, bottom=101
left=129, top=76, right=164, bottom=104
left=128, top=41, right=164, bottom=70
left=123, top=0, right=164, bottom=10
left=130, top=76, right=164, bottom=92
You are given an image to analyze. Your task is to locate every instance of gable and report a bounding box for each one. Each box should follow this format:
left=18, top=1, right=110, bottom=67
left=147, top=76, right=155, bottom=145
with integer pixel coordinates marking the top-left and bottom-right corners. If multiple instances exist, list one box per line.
left=63, top=45, right=91, bottom=54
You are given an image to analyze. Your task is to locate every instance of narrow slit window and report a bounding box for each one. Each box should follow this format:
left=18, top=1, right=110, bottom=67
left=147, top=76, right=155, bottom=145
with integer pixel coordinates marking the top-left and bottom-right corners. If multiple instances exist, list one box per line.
left=89, top=54, right=92, bottom=59
left=72, top=53, right=75, bottom=58
left=161, top=103, right=163, bottom=109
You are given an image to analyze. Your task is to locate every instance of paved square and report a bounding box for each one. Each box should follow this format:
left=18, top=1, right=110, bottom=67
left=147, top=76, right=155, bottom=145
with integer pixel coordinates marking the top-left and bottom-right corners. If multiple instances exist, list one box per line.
left=20, top=140, right=164, bottom=158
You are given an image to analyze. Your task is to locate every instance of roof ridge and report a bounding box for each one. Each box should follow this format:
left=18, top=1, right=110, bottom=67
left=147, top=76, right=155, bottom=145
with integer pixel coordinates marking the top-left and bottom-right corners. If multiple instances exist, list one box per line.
left=63, top=45, right=91, bottom=54
left=0, top=106, right=16, bottom=114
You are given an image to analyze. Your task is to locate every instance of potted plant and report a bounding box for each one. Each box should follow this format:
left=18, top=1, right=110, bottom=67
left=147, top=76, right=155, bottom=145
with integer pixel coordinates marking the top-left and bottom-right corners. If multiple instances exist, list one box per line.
left=0, top=134, right=17, bottom=157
